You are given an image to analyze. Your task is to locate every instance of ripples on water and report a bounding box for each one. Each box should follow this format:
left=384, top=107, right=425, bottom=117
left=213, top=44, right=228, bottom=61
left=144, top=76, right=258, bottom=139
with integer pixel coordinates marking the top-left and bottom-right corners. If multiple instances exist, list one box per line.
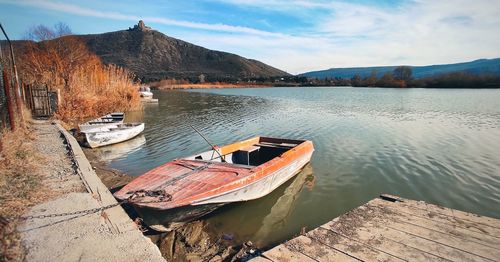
left=104, top=87, right=500, bottom=247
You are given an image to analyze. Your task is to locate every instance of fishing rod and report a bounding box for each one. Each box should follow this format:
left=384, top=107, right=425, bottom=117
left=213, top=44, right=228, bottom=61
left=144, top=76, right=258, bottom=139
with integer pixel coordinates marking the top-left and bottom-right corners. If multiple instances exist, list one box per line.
left=189, top=124, right=225, bottom=162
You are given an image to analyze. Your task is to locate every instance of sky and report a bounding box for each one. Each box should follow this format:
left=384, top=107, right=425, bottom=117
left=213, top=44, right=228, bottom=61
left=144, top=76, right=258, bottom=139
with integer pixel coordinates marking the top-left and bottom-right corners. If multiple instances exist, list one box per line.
left=1, top=0, right=500, bottom=74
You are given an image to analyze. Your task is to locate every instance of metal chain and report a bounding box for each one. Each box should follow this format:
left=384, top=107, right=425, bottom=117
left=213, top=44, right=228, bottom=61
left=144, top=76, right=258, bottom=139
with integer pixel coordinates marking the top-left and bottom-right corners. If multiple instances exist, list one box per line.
left=15, top=190, right=172, bottom=221
left=19, top=200, right=126, bottom=221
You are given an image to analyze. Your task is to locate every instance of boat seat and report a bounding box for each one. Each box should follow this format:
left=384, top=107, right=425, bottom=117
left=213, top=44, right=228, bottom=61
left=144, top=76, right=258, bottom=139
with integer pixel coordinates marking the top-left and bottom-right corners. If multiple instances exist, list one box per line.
left=232, top=145, right=261, bottom=166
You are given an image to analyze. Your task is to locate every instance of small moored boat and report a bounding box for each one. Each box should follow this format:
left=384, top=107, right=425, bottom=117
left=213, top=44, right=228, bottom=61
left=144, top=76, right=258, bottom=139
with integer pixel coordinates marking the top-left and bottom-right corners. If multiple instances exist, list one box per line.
left=114, top=136, right=314, bottom=231
left=139, top=86, right=153, bottom=99
left=79, top=112, right=124, bottom=132
left=84, top=123, right=145, bottom=148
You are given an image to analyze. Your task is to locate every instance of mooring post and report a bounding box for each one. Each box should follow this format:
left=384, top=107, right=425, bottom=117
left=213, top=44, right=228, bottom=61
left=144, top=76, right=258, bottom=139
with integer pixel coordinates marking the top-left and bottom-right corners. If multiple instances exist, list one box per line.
left=2, top=69, right=16, bottom=131
left=45, top=85, right=51, bottom=116
left=29, top=84, right=35, bottom=112
left=57, top=89, right=61, bottom=111
left=22, top=82, right=27, bottom=105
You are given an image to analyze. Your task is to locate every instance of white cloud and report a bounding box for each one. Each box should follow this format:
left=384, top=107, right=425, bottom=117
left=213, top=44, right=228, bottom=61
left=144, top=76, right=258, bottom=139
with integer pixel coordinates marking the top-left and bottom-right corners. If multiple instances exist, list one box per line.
left=202, top=0, right=500, bottom=73
left=211, top=0, right=331, bottom=10
left=1, top=0, right=285, bottom=37
left=2, top=0, right=500, bottom=74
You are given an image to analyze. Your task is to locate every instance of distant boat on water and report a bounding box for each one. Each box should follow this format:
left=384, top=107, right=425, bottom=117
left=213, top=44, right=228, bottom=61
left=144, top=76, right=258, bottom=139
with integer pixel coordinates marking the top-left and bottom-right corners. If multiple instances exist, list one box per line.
left=139, top=86, right=153, bottom=99
left=114, top=136, right=314, bottom=231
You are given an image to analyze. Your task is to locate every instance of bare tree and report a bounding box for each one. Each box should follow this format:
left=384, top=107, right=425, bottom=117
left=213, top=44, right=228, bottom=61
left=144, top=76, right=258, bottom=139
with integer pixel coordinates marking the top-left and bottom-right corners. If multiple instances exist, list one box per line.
left=24, top=22, right=72, bottom=42
left=54, top=22, right=72, bottom=37
left=393, top=66, right=413, bottom=81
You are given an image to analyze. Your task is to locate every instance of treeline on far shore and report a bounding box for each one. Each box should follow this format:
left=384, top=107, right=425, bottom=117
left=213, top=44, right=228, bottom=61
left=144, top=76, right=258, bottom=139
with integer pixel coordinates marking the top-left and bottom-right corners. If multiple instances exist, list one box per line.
left=348, top=67, right=500, bottom=88
left=301, top=67, right=500, bottom=88
left=150, top=66, right=500, bottom=89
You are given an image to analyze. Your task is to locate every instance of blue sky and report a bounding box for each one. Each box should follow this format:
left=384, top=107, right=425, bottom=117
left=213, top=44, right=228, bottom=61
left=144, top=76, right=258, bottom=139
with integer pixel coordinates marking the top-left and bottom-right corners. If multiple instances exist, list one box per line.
left=1, top=0, right=500, bottom=74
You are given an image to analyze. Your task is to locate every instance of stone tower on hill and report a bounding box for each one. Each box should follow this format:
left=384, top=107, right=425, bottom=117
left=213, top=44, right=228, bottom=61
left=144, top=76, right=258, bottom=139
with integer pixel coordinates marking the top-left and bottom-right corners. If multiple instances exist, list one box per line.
left=129, top=20, right=151, bottom=31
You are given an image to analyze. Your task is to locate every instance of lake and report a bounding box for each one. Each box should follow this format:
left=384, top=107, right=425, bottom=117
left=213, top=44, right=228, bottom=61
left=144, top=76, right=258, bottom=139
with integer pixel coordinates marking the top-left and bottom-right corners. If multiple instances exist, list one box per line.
left=97, top=87, right=500, bottom=248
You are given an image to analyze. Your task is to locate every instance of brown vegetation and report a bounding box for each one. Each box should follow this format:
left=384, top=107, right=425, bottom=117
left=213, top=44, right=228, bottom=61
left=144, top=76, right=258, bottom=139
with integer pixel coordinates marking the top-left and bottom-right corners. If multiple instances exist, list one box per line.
left=0, top=128, right=48, bottom=261
left=18, top=35, right=140, bottom=127
left=56, top=63, right=141, bottom=127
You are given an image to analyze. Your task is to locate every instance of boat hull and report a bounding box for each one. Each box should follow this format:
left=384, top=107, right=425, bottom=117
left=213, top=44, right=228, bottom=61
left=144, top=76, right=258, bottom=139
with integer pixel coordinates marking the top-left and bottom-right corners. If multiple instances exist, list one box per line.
left=85, top=123, right=145, bottom=148
left=139, top=91, right=153, bottom=98
left=193, top=151, right=313, bottom=205
left=134, top=203, right=224, bottom=232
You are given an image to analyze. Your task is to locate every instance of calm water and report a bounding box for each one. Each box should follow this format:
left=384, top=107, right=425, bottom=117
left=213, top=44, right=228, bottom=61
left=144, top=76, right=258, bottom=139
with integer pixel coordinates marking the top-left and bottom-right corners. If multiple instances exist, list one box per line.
left=98, top=87, right=500, bottom=247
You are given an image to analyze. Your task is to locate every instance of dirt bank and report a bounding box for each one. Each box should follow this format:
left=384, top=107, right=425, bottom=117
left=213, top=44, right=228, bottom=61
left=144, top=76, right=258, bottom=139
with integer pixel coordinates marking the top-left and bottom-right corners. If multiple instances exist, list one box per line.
left=82, top=147, right=134, bottom=190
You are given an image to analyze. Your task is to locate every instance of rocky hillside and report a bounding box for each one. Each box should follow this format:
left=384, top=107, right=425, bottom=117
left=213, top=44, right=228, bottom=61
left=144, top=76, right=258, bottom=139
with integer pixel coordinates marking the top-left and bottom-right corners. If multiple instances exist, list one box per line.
left=76, top=21, right=288, bottom=81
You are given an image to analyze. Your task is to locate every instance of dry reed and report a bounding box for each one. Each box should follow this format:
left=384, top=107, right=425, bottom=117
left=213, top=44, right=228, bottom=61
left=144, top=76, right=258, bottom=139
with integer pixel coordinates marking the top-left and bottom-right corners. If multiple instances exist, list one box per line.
left=19, top=37, right=141, bottom=127
left=56, top=64, right=141, bottom=127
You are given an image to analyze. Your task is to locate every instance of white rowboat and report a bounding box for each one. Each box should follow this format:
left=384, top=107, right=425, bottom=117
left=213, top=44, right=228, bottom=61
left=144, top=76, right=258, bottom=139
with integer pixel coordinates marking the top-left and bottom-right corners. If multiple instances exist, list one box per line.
left=84, top=123, right=145, bottom=148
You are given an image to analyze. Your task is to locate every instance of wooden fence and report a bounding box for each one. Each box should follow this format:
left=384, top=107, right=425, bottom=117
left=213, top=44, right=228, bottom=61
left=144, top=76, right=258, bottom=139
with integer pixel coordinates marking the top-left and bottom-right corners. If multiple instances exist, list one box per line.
left=24, top=84, right=57, bottom=118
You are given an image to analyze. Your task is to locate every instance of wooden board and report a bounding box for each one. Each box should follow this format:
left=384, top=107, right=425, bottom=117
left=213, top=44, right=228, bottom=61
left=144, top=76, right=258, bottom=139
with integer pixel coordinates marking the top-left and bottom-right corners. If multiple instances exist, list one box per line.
left=255, top=195, right=500, bottom=262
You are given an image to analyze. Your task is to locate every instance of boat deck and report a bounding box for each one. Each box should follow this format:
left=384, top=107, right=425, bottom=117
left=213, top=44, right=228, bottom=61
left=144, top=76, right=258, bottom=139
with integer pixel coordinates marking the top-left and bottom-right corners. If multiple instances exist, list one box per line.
left=255, top=194, right=500, bottom=261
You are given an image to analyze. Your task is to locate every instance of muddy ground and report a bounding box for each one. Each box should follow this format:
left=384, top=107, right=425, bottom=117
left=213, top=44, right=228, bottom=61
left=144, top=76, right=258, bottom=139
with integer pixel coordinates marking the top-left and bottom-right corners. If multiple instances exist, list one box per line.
left=83, top=149, right=259, bottom=261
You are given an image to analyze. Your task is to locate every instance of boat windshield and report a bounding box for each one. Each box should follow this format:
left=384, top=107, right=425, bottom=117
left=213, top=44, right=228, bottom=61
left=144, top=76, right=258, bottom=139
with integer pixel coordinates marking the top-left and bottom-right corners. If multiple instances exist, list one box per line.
left=186, top=140, right=299, bottom=167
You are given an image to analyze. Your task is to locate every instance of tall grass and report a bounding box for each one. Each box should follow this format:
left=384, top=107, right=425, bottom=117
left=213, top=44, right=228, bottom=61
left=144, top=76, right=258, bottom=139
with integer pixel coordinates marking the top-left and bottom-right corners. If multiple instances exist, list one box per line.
left=56, top=64, right=140, bottom=126
left=19, top=36, right=141, bottom=127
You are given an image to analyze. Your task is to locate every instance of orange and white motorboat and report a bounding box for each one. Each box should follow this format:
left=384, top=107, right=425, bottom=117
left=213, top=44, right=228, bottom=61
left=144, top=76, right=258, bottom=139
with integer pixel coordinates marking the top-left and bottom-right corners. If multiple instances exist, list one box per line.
left=114, top=136, right=314, bottom=231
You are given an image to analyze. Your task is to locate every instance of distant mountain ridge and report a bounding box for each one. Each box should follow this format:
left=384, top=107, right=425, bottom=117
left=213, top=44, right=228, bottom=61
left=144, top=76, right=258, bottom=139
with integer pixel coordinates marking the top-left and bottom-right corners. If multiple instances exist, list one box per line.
left=300, top=58, right=500, bottom=79
left=76, top=21, right=289, bottom=81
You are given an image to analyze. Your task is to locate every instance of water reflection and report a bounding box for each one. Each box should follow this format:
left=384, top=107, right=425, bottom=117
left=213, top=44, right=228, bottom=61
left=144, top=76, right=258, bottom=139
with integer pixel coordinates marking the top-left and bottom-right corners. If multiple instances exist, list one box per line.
left=91, top=135, right=146, bottom=162
left=252, top=164, right=315, bottom=246
left=204, top=164, right=315, bottom=248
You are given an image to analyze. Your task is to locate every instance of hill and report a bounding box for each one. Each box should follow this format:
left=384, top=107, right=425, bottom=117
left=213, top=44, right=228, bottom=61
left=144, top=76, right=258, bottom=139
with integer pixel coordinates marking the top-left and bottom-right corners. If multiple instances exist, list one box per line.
left=77, top=21, right=288, bottom=82
left=300, top=58, right=500, bottom=79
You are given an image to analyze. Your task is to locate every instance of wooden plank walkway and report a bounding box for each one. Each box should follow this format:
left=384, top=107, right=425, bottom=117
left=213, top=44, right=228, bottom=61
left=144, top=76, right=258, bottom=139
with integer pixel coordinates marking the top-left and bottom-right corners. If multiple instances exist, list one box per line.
left=256, top=194, right=500, bottom=262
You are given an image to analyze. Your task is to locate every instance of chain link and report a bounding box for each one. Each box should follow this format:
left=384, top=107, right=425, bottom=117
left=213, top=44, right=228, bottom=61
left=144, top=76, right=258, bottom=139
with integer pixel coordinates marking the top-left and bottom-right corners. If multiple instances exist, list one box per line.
left=13, top=190, right=172, bottom=221
left=19, top=200, right=126, bottom=221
